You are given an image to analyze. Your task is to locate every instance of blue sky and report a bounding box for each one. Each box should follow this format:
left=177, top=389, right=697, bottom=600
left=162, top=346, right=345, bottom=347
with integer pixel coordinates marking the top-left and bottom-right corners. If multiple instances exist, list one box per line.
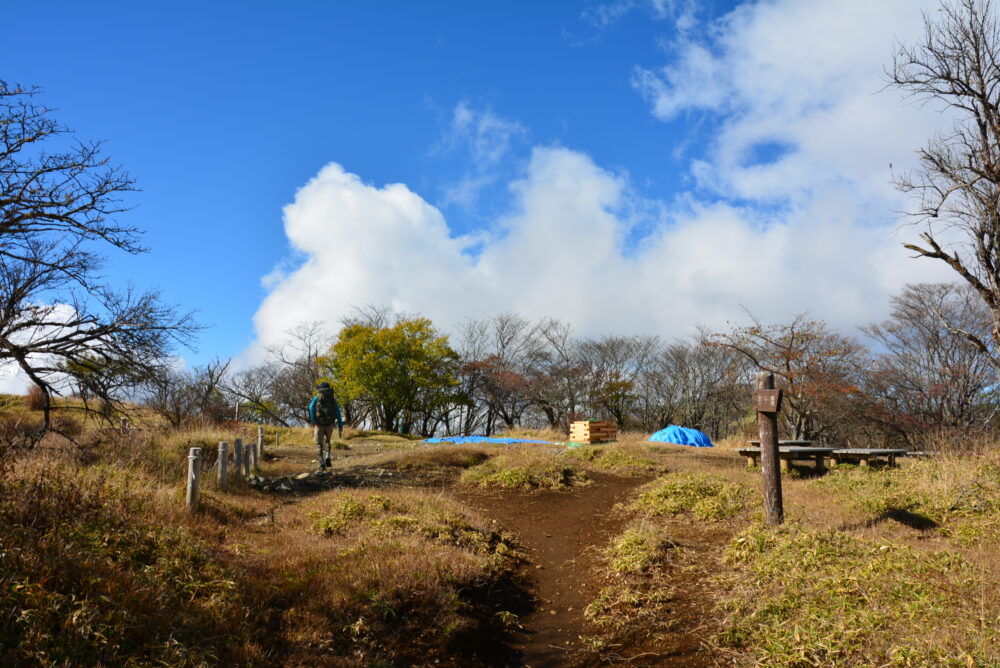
left=1, top=0, right=957, bottom=377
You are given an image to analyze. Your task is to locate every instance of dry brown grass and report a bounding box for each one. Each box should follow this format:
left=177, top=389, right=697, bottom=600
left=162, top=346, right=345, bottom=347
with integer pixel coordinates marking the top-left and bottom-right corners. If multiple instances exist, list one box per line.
left=5, top=416, right=999, bottom=666
left=576, top=434, right=1000, bottom=666
left=0, top=422, right=533, bottom=666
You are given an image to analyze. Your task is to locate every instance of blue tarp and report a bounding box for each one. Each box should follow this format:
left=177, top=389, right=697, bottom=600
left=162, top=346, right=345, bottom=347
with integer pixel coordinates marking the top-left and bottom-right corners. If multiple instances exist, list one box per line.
left=423, top=436, right=553, bottom=445
left=649, top=425, right=713, bottom=448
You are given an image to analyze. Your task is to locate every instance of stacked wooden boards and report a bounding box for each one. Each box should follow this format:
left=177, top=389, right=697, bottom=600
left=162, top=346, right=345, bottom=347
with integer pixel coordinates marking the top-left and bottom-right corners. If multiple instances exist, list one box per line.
left=569, top=420, right=617, bottom=444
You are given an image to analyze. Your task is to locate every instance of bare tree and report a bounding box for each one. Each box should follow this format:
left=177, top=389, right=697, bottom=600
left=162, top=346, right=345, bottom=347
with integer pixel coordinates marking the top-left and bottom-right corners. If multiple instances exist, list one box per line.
left=862, top=283, right=998, bottom=441
left=649, top=333, right=751, bottom=439
left=224, top=362, right=292, bottom=426
left=891, top=0, right=1000, bottom=371
left=526, top=319, right=589, bottom=430
left=579, top=335, right=658, bottom=429
left=712, top=314, right=866, bottom=441
left=265, top=321, right=334, bottom=423
left=0, top=82, right=195, bottom=436
left=145, top=359, right=230, bottom=428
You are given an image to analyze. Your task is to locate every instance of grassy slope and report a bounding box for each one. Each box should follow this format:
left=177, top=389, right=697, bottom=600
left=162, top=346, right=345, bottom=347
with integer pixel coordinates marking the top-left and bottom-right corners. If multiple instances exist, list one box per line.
left=580, top=439, right=1000, bottom=667
left=1, top=413, right=998, bottom=666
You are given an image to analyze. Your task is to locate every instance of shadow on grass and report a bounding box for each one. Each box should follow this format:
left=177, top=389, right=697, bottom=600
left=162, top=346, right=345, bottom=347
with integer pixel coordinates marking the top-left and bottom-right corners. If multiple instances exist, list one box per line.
left=841, top=507, right=939, bottom=532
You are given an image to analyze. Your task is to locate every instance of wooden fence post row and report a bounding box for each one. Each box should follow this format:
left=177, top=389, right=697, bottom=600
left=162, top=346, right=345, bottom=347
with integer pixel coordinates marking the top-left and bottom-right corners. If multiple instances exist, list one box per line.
left=189, top=433, right=267, bottom=503
left=186, top=447, right=202, bottom=512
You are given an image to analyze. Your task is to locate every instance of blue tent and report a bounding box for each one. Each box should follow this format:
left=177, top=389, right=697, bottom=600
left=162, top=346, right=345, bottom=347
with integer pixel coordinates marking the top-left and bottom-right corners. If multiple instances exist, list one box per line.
left=423, top=435, right=552, bottom=445
left=649, top=425, right=713, bottom=448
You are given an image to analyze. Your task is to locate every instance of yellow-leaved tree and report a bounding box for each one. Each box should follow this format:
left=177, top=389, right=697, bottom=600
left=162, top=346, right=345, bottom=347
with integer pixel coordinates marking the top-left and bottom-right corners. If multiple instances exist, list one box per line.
left=322, top=317, right=463, bottom=435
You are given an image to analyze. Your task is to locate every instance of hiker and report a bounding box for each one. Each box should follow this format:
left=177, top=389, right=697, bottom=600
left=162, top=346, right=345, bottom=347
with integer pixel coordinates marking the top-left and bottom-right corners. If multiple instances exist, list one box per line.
left=308, top=381, right=343, bottom=469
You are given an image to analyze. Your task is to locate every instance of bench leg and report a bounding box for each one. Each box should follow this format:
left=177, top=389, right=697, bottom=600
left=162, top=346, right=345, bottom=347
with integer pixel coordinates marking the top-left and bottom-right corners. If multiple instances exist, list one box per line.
left=780, top=458, right=790, bottom=471
left=860, top=457, right=870, bottom=467
left=746, top=455, right=758, bottom=467
left=888, top=454, right=896, bottom=466
left=815, top=455, right=825, bottom=470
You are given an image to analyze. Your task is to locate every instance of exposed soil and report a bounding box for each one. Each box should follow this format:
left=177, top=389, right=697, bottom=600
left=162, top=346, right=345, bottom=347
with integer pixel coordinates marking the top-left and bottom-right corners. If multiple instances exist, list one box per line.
left=455, top=474, right=724, bottom=668
left=265, top=440, right=730, bottom=666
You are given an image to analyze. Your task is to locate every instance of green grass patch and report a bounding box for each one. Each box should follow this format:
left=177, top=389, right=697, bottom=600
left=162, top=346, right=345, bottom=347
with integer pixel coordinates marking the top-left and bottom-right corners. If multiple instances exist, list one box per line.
left=716, top=524, right=999, bottom=666
left=630, top=472, right=748, bottom=521
left=605, top=524, right=677, bottom=576
left=459, top=448, right=589, bottom=490
left=566, top=445, right=662, bottom=476
left=582, top=521, right=678, bottom=653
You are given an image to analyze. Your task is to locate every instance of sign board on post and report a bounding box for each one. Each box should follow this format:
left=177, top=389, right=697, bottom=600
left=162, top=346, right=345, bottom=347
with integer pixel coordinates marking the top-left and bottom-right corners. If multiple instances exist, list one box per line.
left=752, top=389, right=783, bottom=413
left=755, top=373, right=784, bottom=526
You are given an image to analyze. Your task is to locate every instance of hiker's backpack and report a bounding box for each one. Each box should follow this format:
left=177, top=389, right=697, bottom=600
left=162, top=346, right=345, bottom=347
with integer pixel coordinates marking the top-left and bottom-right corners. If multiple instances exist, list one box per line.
left=314, top=388, right=339, bottom=425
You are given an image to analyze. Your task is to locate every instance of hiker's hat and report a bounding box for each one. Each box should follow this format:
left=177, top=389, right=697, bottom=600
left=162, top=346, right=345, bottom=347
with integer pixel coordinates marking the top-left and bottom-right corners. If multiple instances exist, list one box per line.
left=317, top=381, right=331, bottom=390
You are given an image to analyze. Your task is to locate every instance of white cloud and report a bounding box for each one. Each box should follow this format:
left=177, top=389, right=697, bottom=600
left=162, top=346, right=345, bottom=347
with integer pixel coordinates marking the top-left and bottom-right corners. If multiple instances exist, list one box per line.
left=580, top=0, right=698, bottom=33
left=435, top=101, right=527, bottom=208
left=0, top=302, right=82, bottom=394
left=248, top=0, right=960, bottom=358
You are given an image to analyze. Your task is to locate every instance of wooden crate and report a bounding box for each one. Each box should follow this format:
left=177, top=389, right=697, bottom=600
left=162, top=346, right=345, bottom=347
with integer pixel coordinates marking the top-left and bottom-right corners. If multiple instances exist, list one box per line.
left=569, top=420, right=617, bottom=444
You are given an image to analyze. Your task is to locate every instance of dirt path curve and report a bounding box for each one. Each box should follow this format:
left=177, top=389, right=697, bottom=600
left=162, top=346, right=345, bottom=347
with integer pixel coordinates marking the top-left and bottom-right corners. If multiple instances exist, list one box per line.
left=455, top=473, right=650, bottom=668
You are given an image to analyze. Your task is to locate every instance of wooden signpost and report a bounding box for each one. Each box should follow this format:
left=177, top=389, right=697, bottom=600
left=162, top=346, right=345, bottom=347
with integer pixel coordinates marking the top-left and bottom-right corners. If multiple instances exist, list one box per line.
left=754, top=372, right=784, bottom=526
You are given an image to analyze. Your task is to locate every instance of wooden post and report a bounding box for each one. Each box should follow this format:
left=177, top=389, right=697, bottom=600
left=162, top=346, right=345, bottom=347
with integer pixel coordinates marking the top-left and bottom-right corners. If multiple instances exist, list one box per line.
left=235, top=437, right=247, bottom=477
left=186, top=447, right=202, bottom=512
left=257, top=426, right=264, bottom=463
left=755, top=372, right=784, bottom=526
left=243, top=440, right=252, bottom=477
left=275, top=432, right=280, bottom=448
left=233, top=439, right=244, bottom=478
left=120, top=417, right=129, bottom=432
left=217, top=441, right=229, bottom=487
left=249, top=435, right=258, bottom=472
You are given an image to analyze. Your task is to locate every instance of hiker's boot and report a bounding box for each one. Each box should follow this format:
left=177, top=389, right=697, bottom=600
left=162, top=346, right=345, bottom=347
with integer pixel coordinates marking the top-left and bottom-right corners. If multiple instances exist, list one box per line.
left=325, top=456, right=332, bottom=468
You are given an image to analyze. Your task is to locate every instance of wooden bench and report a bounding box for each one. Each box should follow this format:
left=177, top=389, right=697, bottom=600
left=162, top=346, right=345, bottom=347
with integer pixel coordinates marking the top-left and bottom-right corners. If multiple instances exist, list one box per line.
left=737, top=446, right=836, bottom=471
left=831, top=449, right=908, bottom=467
left=748, top=439, right=814, bottom=447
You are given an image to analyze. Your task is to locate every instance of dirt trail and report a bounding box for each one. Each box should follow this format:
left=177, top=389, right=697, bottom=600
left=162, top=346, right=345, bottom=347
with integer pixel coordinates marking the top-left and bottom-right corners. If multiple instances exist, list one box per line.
left=456, top=474, right=649, bottom=667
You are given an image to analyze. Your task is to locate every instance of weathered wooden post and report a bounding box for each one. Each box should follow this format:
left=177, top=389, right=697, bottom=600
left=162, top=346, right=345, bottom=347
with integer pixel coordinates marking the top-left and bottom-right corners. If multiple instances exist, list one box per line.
left=754, top=371, right=784, bottom=526
left=234, top=437, right=247, bottom=477
left=256, top=426, right=264, bottom=464
left=217, top=441, right=229, bottom=487
left=233, top=439, right=244, bottom=478
left=186, top=447, right=202, bottom=512
left=249, top=435, right=258, bottom=472
left=120, top=417, right=129, bottom=432
left=243, top=440, right=252, bottom=477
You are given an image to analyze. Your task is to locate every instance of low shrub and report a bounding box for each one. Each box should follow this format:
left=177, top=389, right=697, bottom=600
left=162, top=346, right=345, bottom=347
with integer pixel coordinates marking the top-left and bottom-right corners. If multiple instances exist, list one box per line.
left=26, top=384, right=46, bottom=411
